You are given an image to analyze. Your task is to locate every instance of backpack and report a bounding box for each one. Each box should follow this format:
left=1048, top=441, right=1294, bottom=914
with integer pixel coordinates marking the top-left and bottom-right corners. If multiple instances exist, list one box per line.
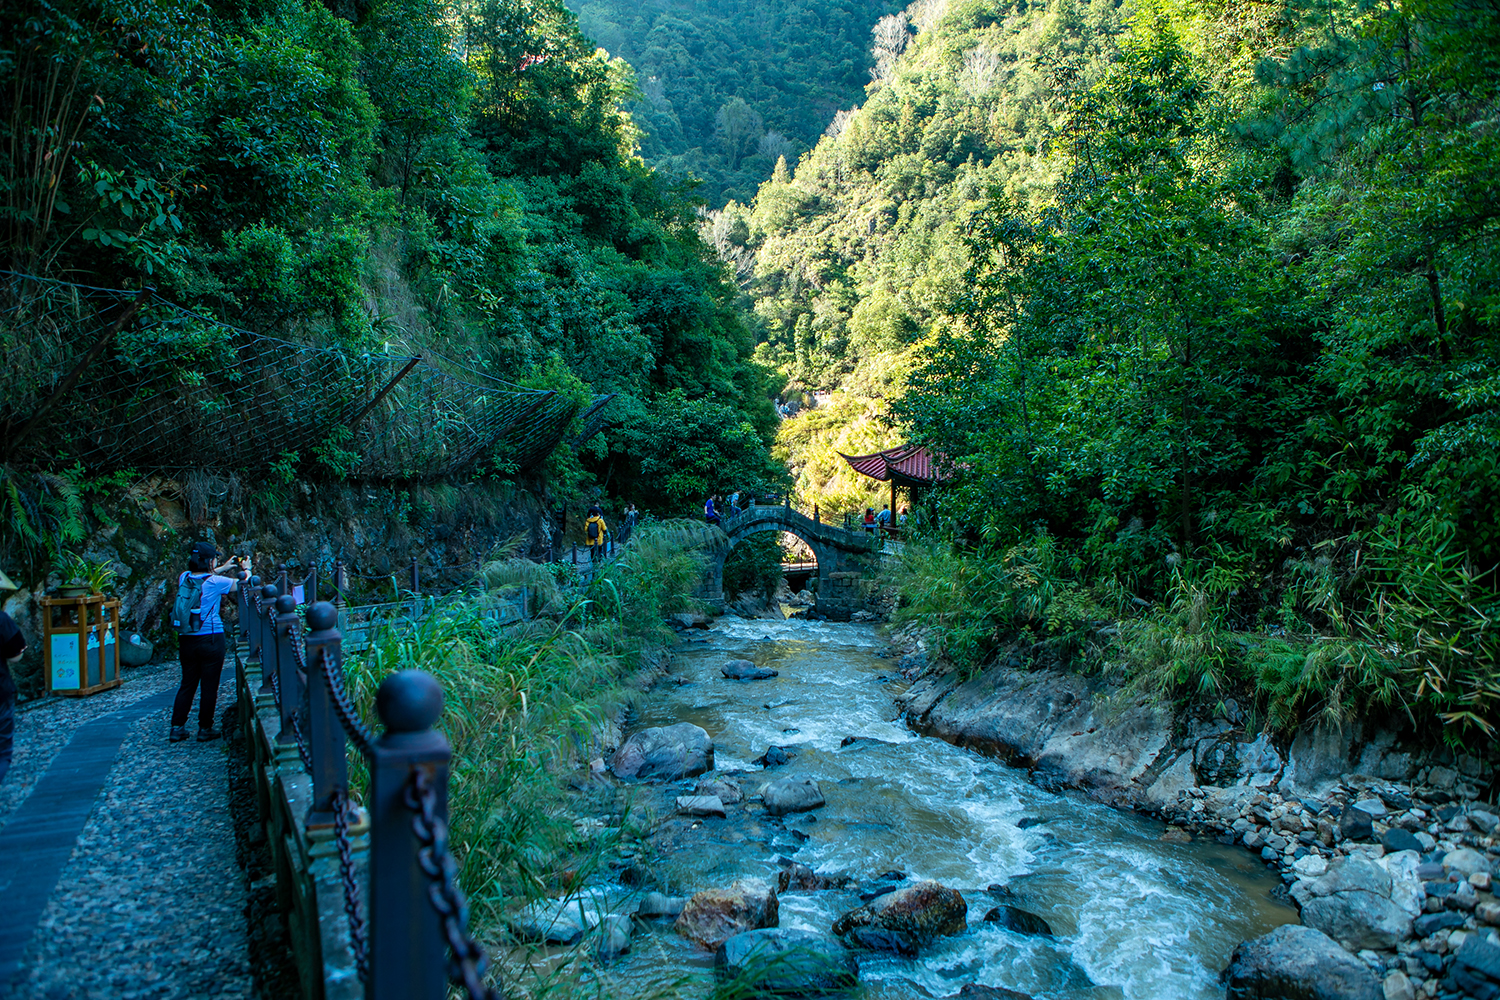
left=587, top=519, right=600, bottom=541
left=171, top=573, right=205, bottom=635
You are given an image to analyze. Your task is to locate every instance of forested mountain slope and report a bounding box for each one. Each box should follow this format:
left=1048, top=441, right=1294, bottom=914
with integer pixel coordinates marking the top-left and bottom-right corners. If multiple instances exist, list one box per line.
left=736, top=0, right=1500, bottom=740
left=568, top=0, right=900, bottom=206
left=716, top=0, right=1123, bottom=504
left=1, top=0, right=783, bottom=513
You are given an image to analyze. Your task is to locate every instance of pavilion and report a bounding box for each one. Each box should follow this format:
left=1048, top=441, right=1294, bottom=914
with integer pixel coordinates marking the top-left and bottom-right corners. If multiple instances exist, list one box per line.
left=838, top=444, right=948, bottom=522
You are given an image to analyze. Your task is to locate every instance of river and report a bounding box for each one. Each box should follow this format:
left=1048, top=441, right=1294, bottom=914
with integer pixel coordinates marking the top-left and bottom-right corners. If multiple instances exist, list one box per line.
left=592, top=616, right=1298, bottom=999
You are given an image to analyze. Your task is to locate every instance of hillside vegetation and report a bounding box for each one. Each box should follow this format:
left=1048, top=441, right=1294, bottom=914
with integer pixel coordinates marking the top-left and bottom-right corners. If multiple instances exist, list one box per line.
left=1, top=0, right=784, bottom=524
left=721, top=0, right=1499, bottom=742
left=568, top=0, right=901, bottom=206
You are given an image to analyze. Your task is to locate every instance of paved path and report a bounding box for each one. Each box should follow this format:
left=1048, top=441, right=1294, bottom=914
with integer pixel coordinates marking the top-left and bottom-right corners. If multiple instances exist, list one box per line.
left=0, top=666, right=251, bottom=999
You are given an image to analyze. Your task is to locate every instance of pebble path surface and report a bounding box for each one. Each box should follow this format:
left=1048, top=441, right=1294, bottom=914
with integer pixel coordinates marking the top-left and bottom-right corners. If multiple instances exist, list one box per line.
left=0, top=664, right=252, bottom=999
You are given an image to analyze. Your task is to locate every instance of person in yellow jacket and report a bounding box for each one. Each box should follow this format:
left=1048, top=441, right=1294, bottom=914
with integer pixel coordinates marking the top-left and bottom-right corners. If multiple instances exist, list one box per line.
left=584, top=505, right=609, bottom=564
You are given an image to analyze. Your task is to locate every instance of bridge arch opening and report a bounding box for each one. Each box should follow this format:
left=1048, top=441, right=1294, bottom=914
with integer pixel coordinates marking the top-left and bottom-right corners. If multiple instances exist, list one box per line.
left=702, top=504, right=876, bottom=620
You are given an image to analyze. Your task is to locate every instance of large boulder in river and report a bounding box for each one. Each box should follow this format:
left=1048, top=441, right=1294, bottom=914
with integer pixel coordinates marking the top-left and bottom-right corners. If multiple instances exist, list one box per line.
left=723, top=658, right=779, bottom=680
left=610, top=723, right=714, bottom=780
left=696, top=777, right=744, bottom=803
left=832, top=880, right=967, bottom=950
left=762, top=776, right=825, bottom=816
left=1289, top=857, right=1412, bottom=951
left=1224, top=924, right=1380, bottom=1000
left=674, top=879, right=780, bottom=948
left=714, top=928, right=858, bottom=995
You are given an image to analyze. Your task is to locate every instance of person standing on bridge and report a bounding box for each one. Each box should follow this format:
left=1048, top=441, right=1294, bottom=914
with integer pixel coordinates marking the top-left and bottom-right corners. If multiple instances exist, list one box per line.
left=863, top=507, right=876, bottom=534
left=0, top=569, right=25, bottom=785
left=729, top=490, right=741, bottom=516
left=169, top=542, right=246, bottom=744
left=705, top=495, right=722, bottom=525
left=584, top=505, right=609, bottom=565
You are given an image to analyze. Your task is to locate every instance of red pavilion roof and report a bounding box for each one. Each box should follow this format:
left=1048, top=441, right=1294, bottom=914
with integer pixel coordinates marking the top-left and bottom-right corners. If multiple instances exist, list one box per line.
left=838, top=445, right=948, bottom=485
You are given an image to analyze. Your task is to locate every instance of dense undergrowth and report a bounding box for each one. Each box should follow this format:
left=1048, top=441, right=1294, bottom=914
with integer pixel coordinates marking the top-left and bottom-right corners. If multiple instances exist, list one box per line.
left=341, top=521, right=710, bottom=992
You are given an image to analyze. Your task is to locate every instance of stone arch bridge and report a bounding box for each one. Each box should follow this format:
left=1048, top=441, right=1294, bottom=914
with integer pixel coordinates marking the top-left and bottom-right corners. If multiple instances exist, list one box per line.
left=701, top=501, right=881, bottom=620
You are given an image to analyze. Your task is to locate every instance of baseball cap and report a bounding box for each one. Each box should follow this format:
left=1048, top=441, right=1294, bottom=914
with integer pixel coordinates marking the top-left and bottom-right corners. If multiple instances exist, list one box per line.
left=190, top=542, right=218, bottom=561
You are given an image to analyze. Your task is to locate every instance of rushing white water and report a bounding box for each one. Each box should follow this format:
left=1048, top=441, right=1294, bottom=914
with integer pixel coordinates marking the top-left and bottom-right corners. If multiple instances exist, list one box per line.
left=601, top=617, right=1297, bottom=1000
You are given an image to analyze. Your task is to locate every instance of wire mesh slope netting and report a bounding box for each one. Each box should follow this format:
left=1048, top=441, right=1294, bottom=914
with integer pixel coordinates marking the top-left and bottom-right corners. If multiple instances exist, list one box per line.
left=0, top=271, right=607, bottom=479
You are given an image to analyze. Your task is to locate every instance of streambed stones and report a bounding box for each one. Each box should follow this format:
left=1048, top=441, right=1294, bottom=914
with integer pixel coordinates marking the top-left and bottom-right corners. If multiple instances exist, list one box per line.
left=762, top=775, right=825, bottom=815
left=832, top=880, right=968, bottom=951
left=674, top=878, right=780, bottom=948
left=714, top=928, right=858, bottom=995
left=1223, top=924, right=1380, bottom=1000
left=610, top=722, right=714, bottom=780
left=723, top=659, right=779, bottom=680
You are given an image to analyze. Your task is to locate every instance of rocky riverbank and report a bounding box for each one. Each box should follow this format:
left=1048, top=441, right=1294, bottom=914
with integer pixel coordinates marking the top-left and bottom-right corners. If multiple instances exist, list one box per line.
left=887, top=630, right=1500, bottom=1000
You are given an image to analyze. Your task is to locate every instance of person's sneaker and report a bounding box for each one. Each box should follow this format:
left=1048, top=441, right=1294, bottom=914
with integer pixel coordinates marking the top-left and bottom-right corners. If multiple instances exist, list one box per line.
left=196, top=727, right=221, bottom=742
left=169, top=726, right=189, bottom=743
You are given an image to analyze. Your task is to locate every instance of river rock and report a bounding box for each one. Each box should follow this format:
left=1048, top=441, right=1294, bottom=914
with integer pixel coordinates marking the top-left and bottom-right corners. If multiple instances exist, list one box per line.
left=1290, top=857, right=1413, bottom=950
left=714, top=928, right=858, bottom=995
left=611, top=723, right=714, bottom=780
left=677, top=795, right=727, bottom=818
left=854, top=872, right=908, bottom=901
left=507, top=898, right=590, bottom=945
left=832, top=880, right=967, bottom=948
left=763, top=776, right=825, bottom=816
left=1442, top=847, right=1494, bottom=877
left=756, top=745, right=799, bottom=767
left=595, top=914, right=633, bottom=961
left=1224, top=924, right=1381, bottom=1000
left=1340, top=806, right=1375, bottom=842
left=696, top=777, right=744, bottom=803
left=723, top=658, right=779, bottom=680
left=896, top=664, right=1171, bottom=806
left=674, top=879, right=779, bottom=948
left=982, top=906, right=1052, bottom=936
left=1379, top=827, right=1422, bottom=854
left=635, top=892, right=686, bottom=919
left=776, top=860, right=849, bottom=892
left=1380, top=970, right=1414, bottom=1000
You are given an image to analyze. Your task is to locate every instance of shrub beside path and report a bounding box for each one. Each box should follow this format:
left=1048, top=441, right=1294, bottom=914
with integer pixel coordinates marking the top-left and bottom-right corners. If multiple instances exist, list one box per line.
left=0, top=664, right=252, bottom=999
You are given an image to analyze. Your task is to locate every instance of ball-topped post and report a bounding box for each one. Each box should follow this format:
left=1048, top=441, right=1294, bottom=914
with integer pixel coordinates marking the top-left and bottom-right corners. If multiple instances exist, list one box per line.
left=302, top=601, right=350, bottom=829
left=273, top=587, right=303, bottom=745
left=376, top=670, right=444, bottom=733
left=368, top=666, right=452, bottom=996
left=306, top=600, right=337, bottom=634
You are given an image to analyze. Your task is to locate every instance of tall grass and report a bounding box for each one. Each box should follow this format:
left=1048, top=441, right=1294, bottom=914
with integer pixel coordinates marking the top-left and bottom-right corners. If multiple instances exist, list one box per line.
left=894, top=523, right=1496, bottom=747
left=340, top=521, right=713, bottom=995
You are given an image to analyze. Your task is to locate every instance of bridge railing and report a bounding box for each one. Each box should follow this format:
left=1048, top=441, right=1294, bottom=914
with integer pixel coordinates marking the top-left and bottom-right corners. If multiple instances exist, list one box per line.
left=236, top=564, right=513, bottom=1000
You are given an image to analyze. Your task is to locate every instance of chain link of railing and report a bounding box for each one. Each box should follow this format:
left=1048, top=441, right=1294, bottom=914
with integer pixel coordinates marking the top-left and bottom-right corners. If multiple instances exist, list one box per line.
left=238, top=552, right=510, bottom=1000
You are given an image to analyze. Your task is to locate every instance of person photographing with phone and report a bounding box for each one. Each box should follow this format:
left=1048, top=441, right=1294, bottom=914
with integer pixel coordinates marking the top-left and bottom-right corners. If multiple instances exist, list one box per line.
left=169, top=542, right=247, bottom=743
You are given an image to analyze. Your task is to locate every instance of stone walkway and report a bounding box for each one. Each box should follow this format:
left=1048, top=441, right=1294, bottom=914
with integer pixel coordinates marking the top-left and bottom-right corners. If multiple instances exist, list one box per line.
left=0, top=664, right=252, bottom=999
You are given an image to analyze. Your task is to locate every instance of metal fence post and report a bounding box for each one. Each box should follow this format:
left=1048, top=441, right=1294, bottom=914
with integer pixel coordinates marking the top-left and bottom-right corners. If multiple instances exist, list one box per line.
left=814, top=503, right=820, bottom=524
left=244, top=575, right=263, bottom=663
left=334, top=559, right=346, bottom=609
left=369, top=670, right=450, bottom=1000
left=257, top=583, right=278, bottom=697
left=303, top=602, right=348, bottom=828
left=277, top=562, right=289, bottom=596
left=274, top=594, right=301, bottom=746
left=305, top=562, right=319, bottom=605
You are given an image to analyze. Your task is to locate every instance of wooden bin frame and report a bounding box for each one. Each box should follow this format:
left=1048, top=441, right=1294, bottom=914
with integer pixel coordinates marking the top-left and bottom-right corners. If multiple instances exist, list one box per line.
left=41, top=593, right=122, bottom=696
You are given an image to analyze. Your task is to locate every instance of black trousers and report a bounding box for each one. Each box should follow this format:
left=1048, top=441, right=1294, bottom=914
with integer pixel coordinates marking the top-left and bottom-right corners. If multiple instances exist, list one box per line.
left=173, top=633, right=226, bottom=730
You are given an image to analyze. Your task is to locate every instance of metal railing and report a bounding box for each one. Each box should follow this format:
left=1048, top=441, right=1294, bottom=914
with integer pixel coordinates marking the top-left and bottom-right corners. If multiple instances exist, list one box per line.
left=237, top=569, right=504, bottom=1000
